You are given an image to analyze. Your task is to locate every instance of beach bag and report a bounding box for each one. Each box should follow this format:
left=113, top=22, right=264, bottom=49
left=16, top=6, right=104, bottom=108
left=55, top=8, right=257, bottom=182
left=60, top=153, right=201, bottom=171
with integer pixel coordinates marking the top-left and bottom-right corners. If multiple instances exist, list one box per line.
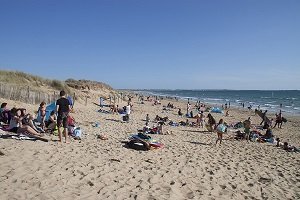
left=123, top=115, right=129, bottom=121
left=127, top=139, right=150, bottom=151
left=73, top=127, right=82, bottom=138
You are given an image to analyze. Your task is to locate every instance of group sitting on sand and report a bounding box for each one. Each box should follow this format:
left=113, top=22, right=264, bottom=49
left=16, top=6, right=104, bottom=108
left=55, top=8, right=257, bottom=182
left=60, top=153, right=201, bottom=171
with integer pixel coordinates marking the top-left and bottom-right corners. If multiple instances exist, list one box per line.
left=0, top=90, right=75, bottom=143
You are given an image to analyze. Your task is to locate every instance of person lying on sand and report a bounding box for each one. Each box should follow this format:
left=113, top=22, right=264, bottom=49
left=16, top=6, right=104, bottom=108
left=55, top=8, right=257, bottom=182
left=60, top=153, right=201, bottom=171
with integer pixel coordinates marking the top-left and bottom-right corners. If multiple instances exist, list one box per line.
left=276, top=138, right=299, bottom=152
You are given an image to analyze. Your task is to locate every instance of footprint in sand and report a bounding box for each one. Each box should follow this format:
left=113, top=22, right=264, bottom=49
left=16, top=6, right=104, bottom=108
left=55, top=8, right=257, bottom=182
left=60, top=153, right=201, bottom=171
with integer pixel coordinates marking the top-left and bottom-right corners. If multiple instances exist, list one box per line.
left=220, top=185, right=227, bottom=189
left=230, top=183, right=237, bottom=189
left=186, top=191, right=195, bottom=199
left=247, top=183, right=254, bottom=187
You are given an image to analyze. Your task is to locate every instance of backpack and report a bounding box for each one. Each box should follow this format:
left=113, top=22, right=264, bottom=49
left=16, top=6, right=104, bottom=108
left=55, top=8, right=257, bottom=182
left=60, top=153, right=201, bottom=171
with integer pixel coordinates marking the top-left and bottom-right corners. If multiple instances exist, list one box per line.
left=73, top=127, right=82, bottom=139
left=127, top=139, right=150, bottom=151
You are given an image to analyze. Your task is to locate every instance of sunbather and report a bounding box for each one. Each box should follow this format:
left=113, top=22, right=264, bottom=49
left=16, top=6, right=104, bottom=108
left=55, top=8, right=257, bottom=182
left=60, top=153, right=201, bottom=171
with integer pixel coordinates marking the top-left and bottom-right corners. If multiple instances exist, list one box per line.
left=20, top=108, right=43, bottom=133
left=8, top=108, right=42, bottom=136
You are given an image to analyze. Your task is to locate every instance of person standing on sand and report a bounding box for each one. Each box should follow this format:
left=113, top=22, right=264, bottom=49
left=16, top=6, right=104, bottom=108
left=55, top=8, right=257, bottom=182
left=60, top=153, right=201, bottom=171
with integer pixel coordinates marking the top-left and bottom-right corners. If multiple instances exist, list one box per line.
left=216, top=119, right=226, bottom=145
left=125, top=103, right=131, bottom=122
left=260, top=110, right=268, bottom=125
left=273, top=110, right=283, bottom=129
left=195, top=113, right=200, bottom=127
left=56, top=90, right=71, bottom=143
left=207, top=113, right=216, bottom=132
left=243, top=117, right=251, bottom=142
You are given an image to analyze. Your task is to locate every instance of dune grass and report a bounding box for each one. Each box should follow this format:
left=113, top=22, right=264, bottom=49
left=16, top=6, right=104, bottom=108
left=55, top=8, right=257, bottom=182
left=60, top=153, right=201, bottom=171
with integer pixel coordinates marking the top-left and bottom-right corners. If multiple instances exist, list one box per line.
left=0, top=70, right=71, bottom=93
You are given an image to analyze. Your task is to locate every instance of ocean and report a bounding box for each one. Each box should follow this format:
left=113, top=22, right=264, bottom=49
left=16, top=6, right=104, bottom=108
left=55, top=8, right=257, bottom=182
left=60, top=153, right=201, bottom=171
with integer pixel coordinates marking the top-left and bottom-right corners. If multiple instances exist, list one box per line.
left=135, top=90, right=300, bottom=116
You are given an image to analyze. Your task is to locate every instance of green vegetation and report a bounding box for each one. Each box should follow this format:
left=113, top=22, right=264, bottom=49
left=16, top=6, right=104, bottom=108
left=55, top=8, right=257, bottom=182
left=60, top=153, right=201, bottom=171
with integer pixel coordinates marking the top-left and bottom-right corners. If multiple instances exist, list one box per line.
left=0, top=70, right=71, bottom=93
left=0, top=70, right=114, bottom=93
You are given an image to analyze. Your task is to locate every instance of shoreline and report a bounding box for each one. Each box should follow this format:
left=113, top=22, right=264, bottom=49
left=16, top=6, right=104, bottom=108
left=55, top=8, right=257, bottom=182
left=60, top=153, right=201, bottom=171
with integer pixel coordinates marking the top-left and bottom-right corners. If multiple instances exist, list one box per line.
left=130, top=90, right=300, bottom=118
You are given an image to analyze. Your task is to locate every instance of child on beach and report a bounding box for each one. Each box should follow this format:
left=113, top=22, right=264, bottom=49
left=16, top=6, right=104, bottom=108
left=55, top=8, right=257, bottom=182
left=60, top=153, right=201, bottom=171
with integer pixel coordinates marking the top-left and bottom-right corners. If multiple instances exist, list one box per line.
left=225, top=110, right=229, bottom=117
left=145, top=114, right=150, bottom=124
left=199, top=111, right=204, bottom=128
left=38, top=102, right=46, bottom=130
left=195, top=113, right=200, bottom=127
left=273, top=110, right=283, bottom=128
left=206, top=113, right=216, bottom=132
left=178, top=108, right=183, bottom=116
left=216, top=119, right=226, bottom=145
left=45, top=111, right=57, bottom=132
left=243, top=117, right=251, bottom=142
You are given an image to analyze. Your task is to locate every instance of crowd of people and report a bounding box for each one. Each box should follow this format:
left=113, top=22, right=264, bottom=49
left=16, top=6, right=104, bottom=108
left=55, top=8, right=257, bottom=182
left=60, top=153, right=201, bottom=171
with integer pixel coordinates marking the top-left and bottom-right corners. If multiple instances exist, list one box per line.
left=0, top=90, right=73, bottom=143
left=132, top=94, right=297, bottom=152
left=1, top=92, right=298, bottom=152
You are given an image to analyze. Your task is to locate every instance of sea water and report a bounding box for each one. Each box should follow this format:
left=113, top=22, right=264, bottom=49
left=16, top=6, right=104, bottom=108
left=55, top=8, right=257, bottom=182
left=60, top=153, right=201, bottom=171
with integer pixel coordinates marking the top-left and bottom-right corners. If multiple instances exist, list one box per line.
left=136, top=90, right=300, bottom=116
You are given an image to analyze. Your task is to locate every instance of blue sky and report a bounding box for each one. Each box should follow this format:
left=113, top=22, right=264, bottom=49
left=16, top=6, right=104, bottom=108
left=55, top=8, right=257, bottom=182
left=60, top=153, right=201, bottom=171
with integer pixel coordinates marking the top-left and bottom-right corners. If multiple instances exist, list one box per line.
left=0, top=0, right=299, bottom=90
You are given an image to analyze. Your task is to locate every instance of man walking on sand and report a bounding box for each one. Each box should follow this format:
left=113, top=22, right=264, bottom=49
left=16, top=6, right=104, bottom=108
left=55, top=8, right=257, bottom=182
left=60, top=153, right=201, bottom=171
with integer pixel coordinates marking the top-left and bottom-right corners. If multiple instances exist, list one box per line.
left=56, top=90, right=71, bottom=143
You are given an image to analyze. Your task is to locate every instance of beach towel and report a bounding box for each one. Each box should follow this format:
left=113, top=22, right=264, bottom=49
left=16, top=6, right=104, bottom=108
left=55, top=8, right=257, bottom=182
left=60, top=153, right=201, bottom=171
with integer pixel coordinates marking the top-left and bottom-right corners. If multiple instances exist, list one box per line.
left=0, top=133, right=48, bottom=142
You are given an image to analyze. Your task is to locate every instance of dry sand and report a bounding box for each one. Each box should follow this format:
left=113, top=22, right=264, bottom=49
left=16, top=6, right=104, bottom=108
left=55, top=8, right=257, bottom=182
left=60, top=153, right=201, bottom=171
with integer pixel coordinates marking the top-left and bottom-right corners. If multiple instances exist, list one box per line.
left=0, top=96, right=300, bottom=200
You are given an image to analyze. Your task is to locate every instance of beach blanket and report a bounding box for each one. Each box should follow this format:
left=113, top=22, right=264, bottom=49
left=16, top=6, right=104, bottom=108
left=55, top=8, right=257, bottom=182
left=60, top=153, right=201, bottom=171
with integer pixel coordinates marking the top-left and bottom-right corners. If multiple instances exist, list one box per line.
left=0, top=133, right=48, bottom=142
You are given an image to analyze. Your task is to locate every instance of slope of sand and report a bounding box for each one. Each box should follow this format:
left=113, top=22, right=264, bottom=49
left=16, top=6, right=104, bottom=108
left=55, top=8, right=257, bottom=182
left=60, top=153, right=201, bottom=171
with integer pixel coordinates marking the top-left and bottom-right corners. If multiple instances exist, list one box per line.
left=0, top=96, right=300, bottom=200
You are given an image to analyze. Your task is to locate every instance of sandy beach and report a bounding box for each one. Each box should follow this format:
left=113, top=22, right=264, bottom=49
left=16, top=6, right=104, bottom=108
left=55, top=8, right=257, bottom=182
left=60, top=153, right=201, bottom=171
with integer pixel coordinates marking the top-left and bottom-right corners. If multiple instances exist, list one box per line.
left=1, top=95, right=300, bottom=200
